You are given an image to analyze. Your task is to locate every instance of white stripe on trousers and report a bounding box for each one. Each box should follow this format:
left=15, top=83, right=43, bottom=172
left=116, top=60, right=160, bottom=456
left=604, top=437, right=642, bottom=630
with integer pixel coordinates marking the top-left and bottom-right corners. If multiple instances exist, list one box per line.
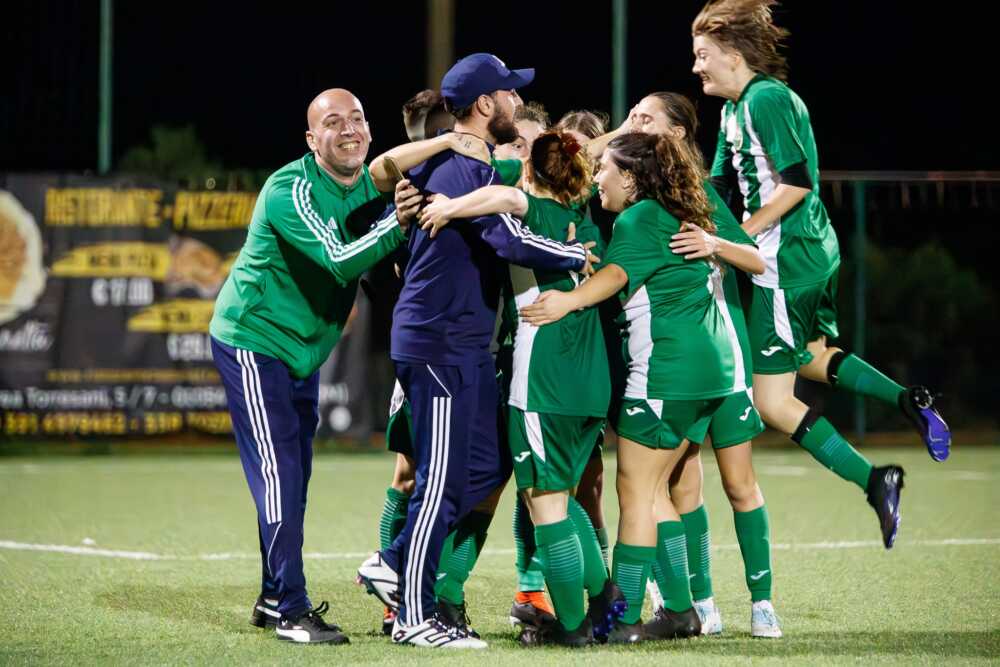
left=405, top=394, right=451, bottom=625
left=237, top=349, right=282, bottom=524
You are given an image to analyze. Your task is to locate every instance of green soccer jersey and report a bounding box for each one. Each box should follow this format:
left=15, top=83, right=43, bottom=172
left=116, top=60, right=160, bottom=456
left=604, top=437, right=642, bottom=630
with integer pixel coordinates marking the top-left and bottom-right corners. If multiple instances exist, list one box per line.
left=604, top=199, right=736, bottom=401
left=707, top=181, right=755, bottom=391
left=711, top=74, right=840, bottom=289
left=492, top=158, right=523, bottom=186
left=210, top=153, right=404, bottom=378
left=506, top=193, right=610, bottom=417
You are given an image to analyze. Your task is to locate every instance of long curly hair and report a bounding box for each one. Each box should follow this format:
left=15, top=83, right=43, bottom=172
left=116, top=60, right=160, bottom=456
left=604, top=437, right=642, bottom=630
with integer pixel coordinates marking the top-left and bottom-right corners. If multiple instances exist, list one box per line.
left=528, top=131, right=593, bottom=206
left=692, top=0, right=790, bottom=81
left=606, top=132, right=715, bottom=233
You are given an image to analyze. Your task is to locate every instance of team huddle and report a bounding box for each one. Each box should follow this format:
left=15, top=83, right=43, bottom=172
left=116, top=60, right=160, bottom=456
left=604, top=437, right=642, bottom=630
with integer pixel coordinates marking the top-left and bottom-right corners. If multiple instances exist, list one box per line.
left=209, top=0, right=952, bottom=650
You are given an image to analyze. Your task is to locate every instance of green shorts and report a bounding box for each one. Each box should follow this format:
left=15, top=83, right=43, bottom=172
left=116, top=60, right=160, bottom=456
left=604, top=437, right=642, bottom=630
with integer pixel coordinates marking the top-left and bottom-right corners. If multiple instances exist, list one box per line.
left=509, top=408, right=605, bottom=492
left=707, top=389, right=765, bottom=448
left=749, top=270, right=840, bottom=374
left=615, top=396, right=726, bottom=450
left=386, top=380, right=414, bottom=457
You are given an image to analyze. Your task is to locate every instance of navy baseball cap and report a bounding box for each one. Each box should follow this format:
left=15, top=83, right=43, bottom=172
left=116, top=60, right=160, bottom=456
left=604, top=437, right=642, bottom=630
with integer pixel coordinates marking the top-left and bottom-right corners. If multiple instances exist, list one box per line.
left=440, top=53, right=535, bottom=108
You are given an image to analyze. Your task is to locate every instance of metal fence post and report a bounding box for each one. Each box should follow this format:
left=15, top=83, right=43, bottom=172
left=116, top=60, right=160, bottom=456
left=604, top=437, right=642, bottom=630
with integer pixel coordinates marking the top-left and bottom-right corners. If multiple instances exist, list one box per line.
left=853, top=181, right=867, bottom=442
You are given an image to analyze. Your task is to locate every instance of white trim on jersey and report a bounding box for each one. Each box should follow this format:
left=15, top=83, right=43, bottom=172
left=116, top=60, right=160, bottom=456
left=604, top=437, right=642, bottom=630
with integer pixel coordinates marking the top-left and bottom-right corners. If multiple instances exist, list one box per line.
left=772, top=287, right=796, bottom=349
left=742, top=103, right=783, bottom=288
left=524, top=411, right=546, bottom=463
left=623, top=285, right=653, bottom=400
left=710, top=270, right=748, bottom=393
left=508, top=265, right=540, bottom=411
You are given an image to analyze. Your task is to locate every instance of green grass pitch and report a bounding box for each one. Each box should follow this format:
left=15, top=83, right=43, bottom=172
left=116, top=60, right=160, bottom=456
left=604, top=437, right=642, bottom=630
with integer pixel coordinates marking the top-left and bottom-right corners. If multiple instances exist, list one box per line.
left=1, top=446, right=998, bottom=665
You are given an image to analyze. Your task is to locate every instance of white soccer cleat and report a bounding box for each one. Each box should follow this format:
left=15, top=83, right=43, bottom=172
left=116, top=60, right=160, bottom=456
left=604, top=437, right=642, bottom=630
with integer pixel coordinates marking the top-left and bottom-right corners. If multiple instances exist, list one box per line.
left=392, top=614, right=489, bottom=649
left=356, top=552, right=400, bottom=611
left=750, top=600, right=782, bottom=638
left=694, top=596, right=724, bottom=635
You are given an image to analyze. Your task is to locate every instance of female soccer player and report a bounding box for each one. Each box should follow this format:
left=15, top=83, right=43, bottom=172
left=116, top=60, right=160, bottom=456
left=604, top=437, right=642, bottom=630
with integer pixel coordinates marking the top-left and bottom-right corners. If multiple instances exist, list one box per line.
left=520, top=132, right=741, bottom=643
left=418, top=131, right=624, bottom=647
left=692, top=0, right=950, bottom=551
left=628, top=90, right=780, bottom=638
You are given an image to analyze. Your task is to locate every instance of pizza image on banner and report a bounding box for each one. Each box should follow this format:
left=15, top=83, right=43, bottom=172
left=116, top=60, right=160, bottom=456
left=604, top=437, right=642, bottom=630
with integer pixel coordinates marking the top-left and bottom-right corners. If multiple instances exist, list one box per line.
left=0, top=191, right=46, bottom=325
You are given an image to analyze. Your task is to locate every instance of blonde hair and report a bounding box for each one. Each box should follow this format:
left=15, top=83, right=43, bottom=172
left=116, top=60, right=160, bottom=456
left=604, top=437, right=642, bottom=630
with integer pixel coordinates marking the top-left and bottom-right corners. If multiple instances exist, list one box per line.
left=693, top=0, right=790, bottom=81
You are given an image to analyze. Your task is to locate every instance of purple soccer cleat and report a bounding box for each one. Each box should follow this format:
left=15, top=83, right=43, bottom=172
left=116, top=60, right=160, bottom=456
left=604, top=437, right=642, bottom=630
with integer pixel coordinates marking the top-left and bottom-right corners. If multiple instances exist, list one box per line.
left=866, top=465, right=905, bottom=549
left=900, top=386, right=951, bottom=462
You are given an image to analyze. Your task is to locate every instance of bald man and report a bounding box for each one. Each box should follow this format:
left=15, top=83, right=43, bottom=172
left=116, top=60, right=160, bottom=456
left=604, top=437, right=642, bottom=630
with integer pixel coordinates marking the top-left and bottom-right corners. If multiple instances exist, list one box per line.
left=210, top=88, right=413, bottom=645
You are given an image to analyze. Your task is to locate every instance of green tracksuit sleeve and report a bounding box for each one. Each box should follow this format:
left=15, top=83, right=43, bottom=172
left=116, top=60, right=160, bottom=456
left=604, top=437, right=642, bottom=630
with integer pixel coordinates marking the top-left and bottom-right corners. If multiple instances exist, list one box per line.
left=265, top=179, right=405, bottom=286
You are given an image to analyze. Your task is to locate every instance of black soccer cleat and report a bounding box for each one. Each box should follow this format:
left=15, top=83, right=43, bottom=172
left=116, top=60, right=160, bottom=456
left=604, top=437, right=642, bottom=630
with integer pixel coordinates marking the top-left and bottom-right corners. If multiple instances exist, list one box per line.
left=381, top=607, right=396, bottom=636
left=509, top=598, right=556, bottom=629
left=587, top=580, right=629, bottom=643
left=866, top=465, right=905, bottom=549
left=437, top=598, right=480, bottom=639
left=249, top=595, right=280, bottom=628
left=607, top=618, right=644, bottom=644
left=900, top=386, right=951, bottom=462
left=535, top=617, right=595, bottom=648
left=275, top=601, right=349, bottom=645
left=642, top=605, right=702, bottom=640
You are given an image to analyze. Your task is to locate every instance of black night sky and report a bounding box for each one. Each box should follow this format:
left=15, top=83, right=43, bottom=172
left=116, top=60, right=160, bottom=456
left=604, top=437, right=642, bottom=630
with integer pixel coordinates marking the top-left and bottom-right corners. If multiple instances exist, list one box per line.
left=3, top=1, right=987, bottom=174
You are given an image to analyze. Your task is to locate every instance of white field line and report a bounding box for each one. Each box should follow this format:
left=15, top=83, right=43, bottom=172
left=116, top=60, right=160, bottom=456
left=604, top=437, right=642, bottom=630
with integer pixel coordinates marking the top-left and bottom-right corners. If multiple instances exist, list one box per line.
left=1, top=538, right=998, bottom=562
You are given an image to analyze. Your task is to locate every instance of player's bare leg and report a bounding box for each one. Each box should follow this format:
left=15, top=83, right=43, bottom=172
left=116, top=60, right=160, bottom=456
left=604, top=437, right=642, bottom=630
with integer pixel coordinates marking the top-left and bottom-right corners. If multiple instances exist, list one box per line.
left=754, top=366, right=904, bottom=549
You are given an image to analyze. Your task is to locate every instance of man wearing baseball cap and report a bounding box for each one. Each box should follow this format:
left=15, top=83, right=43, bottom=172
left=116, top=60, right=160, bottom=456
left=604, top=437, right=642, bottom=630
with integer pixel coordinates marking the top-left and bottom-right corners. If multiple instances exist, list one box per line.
left=357, top=53, right=596, bottom=649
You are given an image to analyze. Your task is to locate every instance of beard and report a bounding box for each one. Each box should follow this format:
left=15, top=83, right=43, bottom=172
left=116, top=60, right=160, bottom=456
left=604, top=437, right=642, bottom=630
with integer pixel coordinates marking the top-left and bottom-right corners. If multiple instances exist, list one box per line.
left=488, top=110, right=518, bottom=145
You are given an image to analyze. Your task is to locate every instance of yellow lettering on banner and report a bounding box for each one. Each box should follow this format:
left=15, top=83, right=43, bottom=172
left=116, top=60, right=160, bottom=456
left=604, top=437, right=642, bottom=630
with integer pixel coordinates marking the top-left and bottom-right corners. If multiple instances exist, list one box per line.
left=46, top=369, right=83, bottom=383
left=173, top=192, right=256, bottom=230
left=50, top=242, right=172, bottom=279
left=186, top=411, right=232, bottom=433
left=75, top=368, right=219, bottom=383
left=126, top=299, right=215, bottom=334
left=44, top=189, right=163, bottom=227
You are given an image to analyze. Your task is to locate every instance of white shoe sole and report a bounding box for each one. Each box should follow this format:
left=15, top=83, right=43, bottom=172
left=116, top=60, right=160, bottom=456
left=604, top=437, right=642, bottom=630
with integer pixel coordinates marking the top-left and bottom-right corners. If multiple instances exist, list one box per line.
left=752, top=627, right=783, bottom=638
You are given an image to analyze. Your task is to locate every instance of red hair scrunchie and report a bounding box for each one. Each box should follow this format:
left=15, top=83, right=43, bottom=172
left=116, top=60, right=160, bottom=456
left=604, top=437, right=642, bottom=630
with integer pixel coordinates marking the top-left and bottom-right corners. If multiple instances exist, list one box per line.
left=561, top=134, right=582, bottom=157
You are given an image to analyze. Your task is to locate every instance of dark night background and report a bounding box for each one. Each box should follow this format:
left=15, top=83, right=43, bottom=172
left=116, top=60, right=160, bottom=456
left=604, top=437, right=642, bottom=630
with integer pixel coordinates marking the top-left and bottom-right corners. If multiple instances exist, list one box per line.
left=2, top=1, right=988, bottom=173
left=2, top=1, right=997, bottom=429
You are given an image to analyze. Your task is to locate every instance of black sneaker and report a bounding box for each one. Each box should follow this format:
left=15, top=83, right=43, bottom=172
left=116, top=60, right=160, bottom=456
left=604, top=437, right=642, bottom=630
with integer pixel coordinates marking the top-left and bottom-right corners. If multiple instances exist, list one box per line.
left=642, top=606, right=701, bottom=640
left=437, top=598, right=480, bottom=639
left=537, top=617, right=594, bottom=648
left=249, top=595, right=280, bottom=628
left=607, top=618, right=644, bottom=644
left=866, top=465, right=905, bottom=549
left=509, top=593, right=556, bottom=629
left=587, top=580, right=628, bottom=643
left=276, top=602, right=349, bottom=644
left=900, top=386, right=951, bottom=462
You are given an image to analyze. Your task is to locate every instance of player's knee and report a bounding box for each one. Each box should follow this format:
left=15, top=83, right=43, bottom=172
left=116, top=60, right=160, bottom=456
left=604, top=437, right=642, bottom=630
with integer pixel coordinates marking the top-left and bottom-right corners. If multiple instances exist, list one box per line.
left=722, top=473, right=759, bottom=508
left=669, top=470, right=701, bottom=505
left=757, top=396, right=802, bottom=435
